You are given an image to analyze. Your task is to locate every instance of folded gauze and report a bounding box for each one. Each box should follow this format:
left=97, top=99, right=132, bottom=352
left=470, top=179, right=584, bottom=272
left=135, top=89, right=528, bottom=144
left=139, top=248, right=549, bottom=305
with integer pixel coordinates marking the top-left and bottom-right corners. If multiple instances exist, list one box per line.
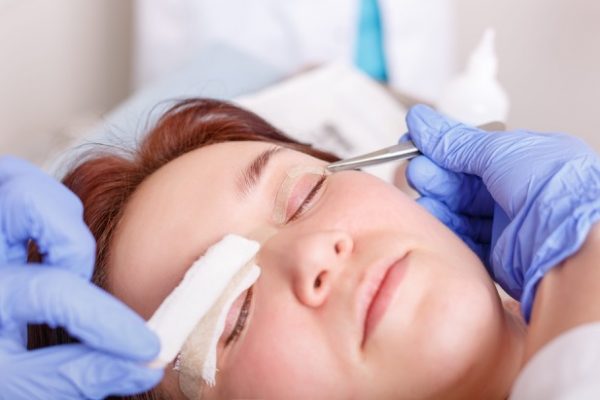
left=146, top=234, right=261, bottom=394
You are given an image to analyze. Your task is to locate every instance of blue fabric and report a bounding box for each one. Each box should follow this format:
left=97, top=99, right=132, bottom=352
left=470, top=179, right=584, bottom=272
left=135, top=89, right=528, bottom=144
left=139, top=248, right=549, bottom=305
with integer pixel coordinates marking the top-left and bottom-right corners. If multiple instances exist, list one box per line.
left=404, top=105, right=600, bottom=321
left=354, top=0, right=388, bottom=82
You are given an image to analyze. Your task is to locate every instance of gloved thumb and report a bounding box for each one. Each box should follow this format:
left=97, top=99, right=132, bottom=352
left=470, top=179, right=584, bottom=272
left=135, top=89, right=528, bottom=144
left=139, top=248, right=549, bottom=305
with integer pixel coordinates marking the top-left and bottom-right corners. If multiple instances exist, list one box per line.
left=406, top=104, right=497, bottom=177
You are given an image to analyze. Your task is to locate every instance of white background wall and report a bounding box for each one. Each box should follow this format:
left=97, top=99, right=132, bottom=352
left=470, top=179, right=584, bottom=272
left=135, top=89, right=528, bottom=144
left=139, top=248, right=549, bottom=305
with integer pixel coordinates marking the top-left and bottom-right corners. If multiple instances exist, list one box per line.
left=0, top=0, right=132, bottom=164
left=455, top=0, right=600, bottom=145
left=1, top=0, right=599, bottom=165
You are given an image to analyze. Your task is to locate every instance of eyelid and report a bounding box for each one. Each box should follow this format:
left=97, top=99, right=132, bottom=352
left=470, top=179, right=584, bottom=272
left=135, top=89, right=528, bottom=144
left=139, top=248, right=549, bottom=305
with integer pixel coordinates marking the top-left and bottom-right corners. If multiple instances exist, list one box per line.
left=224, top=286, right=253, bottom=346
left=286, top=174, right=326, bottom=223
left=221, top=290, right=247, bottom=345
left=273, top=166, right=329, bottom=224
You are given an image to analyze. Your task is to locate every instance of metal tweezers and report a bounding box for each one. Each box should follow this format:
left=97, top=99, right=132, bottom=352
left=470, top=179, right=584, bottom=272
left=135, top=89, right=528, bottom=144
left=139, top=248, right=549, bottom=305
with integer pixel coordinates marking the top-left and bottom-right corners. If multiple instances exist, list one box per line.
left=326, top=121, right=505, bottom=172
left=326, top=140, right=420, bottom=172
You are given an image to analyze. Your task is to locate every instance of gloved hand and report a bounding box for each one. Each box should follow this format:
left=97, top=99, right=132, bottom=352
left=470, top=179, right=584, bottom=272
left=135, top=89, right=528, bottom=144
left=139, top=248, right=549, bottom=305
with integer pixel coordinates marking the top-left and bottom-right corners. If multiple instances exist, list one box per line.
left=404, top=105, right=600, bottom=320
left=0, top=156, right=163, bottom=399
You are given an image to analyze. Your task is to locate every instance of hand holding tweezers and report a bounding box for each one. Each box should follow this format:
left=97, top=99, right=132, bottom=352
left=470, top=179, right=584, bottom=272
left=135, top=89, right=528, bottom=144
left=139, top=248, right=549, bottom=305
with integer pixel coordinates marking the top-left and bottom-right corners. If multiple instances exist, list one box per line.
left=326, top=121, right=505, bottom=172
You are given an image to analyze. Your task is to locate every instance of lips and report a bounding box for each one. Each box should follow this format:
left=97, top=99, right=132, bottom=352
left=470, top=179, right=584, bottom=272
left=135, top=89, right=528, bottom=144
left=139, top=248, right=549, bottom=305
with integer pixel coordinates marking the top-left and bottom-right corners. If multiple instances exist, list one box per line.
left=358, top=254, right=409, bottom=347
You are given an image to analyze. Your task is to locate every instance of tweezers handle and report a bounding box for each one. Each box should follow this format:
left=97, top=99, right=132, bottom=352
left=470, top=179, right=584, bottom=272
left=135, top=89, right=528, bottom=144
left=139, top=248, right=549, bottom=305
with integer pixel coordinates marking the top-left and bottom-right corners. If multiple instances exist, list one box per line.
left=326, top=121, right=506, bottom=172
left=327, top=141, right=420, bottom=172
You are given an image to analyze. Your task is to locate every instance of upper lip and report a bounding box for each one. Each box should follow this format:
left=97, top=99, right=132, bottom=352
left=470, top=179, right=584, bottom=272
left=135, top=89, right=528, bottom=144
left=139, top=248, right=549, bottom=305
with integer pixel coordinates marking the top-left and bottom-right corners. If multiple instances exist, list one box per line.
left=356, top=253, right=408, bottom=348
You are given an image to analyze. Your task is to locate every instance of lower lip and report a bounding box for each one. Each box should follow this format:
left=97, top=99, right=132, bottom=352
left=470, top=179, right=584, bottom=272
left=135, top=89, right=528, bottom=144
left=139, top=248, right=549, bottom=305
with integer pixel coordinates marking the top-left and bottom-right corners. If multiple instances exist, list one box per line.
left=363, top=257, right=409, bottom=344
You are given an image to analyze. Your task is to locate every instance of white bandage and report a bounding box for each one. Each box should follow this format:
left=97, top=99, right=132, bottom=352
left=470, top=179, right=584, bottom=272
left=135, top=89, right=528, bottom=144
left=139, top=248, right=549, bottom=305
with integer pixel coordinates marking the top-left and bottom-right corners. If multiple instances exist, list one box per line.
left=146, top=234, right=260, bottom=368
left=178, top=261, right=260, bottom=396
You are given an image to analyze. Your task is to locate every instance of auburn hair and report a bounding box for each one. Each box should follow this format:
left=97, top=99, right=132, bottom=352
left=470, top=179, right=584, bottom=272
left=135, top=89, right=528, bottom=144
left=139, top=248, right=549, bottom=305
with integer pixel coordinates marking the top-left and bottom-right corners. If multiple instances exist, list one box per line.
left=27, top=98, right=339, bottom=400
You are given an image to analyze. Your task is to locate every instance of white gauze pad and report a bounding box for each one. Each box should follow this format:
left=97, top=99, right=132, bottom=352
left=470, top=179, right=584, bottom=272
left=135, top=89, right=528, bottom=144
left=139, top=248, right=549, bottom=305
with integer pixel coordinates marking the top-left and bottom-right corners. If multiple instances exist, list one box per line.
left=146, top=234, right=260, bottom=368
left=178, top=261, right=260, bottom=396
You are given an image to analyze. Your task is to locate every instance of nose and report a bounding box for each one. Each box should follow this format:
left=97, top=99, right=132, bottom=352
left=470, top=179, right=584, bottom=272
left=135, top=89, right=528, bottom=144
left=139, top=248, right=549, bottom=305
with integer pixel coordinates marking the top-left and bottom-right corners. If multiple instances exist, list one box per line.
left=259, top=230, right=353, bottom=308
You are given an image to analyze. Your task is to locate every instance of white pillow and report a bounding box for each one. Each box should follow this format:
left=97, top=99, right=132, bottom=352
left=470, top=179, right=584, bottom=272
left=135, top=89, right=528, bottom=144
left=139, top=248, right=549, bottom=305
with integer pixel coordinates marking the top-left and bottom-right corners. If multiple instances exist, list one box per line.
left=47, top=42, right=283, bottom=178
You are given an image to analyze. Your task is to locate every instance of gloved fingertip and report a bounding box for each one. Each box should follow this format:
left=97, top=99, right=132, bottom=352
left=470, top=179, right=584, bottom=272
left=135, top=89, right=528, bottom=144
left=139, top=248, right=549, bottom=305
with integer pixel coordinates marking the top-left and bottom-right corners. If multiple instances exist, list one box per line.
left=415, top=195, right=436, bottom=208
left=109, top=365, right=164, bottom=397
left=127, top=326, right=162, bottom=361
left=406, top=104, right=444, bottom=133
left=398, top=132, right=411, bottom=143
left=129, top=366, right=165, bottom=392
left=0, top=155, right=39, bottom=179
left=71, top=356, right=165, bottom=399
left=405, top=156, right=435, bottom=190
left=407, top=104, right=468, bottom=146
left=410, top=103, right=436, bottom=116
left=416, top=196, right=448, bottom=221
left=405, top=105, right=442, bottom=154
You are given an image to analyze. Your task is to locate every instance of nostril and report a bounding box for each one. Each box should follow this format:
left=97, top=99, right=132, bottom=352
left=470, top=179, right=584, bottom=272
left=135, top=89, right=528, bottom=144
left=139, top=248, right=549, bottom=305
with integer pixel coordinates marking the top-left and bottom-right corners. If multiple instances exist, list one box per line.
left=314, top=272, right=325, bottom=289
left=335, top=238, right=351, bottom=255
left=335, top=241, right=343, bottom=254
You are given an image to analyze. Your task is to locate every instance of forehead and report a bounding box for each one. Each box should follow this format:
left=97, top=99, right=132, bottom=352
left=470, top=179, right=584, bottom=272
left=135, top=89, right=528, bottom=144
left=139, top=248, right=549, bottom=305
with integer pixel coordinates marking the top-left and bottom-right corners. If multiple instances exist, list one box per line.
left=108, top=141, right=315, bottom=317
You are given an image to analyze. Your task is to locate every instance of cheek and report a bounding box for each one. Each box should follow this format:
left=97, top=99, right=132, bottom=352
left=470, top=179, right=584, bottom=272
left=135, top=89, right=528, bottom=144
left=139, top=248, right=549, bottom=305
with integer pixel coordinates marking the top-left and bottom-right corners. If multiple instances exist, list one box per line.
left=322, top=173, right=448, bottom=242
left=225, top=300, right=346, bottom=399
left=222, top=285, right=351, bottom=398
left=368, top=251, right=502, bottom=395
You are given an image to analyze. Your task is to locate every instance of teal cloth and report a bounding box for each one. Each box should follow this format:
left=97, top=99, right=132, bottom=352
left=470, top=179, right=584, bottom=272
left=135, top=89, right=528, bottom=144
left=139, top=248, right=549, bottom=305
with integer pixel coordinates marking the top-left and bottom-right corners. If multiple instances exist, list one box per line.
left=354, top=0, right=388, bottom=82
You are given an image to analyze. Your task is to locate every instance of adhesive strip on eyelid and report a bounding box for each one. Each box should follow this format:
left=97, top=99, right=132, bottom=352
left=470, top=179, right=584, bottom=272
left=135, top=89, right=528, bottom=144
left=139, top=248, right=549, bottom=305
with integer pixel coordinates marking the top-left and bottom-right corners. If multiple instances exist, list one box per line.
left=202, top=266, right=259, bottom=383
left=248, top=226, right=278, bottom=245
left=273, top=166, right=330, bottom=224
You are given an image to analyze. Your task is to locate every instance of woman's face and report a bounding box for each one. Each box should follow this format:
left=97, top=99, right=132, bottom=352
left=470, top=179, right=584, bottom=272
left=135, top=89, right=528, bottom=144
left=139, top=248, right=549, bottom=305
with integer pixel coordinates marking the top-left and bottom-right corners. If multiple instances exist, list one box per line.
left=110, top=141, right=515, bottom=399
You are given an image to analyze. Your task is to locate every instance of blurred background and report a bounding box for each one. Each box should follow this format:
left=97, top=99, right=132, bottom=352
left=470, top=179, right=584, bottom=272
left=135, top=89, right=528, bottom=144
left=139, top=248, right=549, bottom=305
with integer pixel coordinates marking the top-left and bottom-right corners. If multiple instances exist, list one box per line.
left=1, top=0, right=599, bottom=165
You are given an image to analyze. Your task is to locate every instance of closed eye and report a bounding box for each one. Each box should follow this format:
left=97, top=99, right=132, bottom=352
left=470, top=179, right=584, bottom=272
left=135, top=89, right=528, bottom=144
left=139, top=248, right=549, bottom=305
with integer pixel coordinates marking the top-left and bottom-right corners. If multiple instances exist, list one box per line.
left=225, top=286, right=253, bottom=347
left=287, top=173, right=327, bottom=223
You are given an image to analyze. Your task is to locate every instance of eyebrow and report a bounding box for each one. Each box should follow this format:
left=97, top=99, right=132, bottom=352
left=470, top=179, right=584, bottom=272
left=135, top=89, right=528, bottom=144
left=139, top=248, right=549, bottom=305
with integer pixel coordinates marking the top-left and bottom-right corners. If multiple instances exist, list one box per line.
left=236, top=146, right=284, bottom=197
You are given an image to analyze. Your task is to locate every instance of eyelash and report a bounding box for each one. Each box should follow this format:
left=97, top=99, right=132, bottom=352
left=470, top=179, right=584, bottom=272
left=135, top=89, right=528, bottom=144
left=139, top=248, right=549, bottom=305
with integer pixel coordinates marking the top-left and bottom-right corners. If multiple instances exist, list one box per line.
left=286, top=173, right=328, bottom=223
left=225, top=286, right=253, bottom=346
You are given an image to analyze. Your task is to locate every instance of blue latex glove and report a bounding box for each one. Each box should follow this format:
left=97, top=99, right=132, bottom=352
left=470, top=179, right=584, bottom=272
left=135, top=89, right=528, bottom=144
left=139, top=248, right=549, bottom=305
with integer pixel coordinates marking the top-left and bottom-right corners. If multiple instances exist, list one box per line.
left=404, top=105, right=600, bottom=320
left=0, top=156, right=163, bottom=399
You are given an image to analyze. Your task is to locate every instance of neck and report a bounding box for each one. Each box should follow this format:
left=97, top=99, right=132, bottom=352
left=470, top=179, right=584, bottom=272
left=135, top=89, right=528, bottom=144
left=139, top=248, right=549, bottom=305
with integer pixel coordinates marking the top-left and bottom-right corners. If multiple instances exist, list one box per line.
left=477, top=299, right=527, bottom=399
